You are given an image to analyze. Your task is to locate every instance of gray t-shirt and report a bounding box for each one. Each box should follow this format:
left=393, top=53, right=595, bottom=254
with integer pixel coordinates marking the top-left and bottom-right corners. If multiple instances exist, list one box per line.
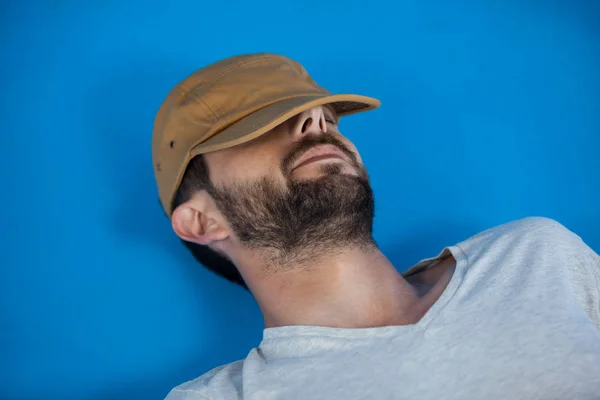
left=165, top=217, right=600, bottom=400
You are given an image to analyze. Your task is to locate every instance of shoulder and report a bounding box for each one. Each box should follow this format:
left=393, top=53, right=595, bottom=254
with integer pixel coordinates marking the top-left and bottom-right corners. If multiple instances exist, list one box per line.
left=455, top=216, right=599, bottom=278
left=486, top=216, right=573, bottom=237
left=461, top=216, right=585, bottom=250
left=452, top=216, right=599, bottom=270
left=164, top=360, right=245, bottom=400
left=506, top=216, right=575, bottom=235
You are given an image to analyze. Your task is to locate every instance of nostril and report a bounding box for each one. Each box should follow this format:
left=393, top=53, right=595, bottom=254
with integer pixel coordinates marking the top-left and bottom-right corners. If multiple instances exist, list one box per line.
left=301, top=117, right=313, bottom=133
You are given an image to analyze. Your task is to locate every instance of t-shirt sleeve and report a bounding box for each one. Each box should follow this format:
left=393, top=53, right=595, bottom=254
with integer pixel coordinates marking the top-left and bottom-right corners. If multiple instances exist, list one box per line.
left=164, top=389, right=211, bottom=400
left=549, top=218, right=600, bottom=331
left=581, top=241, right=600, bottom=329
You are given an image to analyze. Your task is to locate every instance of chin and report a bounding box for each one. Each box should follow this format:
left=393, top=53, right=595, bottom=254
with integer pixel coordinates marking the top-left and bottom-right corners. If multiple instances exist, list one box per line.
left=289, top=162, right=369, bottom=185
left=322, top=163, right=368, bottom=181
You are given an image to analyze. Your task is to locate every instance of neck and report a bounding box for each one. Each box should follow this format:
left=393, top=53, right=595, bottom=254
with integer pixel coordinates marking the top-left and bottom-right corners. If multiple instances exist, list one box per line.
left=239, top=245, right=425, bottom=329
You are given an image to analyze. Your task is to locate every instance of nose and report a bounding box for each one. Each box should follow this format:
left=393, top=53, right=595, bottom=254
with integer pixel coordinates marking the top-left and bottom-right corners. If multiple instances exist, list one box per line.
left=291, top=106, right=327, bottom=137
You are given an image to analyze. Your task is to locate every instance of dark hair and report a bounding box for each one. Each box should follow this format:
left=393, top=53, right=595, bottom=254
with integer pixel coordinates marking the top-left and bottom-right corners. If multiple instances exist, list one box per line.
left=171, top=155, right=249, bottom=290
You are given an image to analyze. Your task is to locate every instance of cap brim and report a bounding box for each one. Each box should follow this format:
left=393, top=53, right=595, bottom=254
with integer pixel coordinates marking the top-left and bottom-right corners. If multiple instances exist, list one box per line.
left=190, top=94, right=380, bottom=155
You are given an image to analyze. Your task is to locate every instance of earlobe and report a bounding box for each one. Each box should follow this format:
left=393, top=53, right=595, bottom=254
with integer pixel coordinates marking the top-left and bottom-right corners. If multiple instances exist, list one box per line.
left=171, top=202, right=229, bottom=245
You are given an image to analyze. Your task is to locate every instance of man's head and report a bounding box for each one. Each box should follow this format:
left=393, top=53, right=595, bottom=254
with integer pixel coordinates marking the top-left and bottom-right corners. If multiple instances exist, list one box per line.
left=152, top=53, right=380, bottom=290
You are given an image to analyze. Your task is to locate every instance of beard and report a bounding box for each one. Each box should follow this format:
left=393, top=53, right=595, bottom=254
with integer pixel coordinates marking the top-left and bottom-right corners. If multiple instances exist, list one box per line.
left=207, top=133, right=376, bottom=272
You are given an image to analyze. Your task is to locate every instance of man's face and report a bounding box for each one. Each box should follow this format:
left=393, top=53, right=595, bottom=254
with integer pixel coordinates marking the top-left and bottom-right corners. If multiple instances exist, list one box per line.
left=203, top=105, right=376, bottom=269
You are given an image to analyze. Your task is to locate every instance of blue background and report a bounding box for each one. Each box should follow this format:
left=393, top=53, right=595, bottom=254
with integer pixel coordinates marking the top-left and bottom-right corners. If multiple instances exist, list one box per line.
left=1, top=1, right=599, bottom=399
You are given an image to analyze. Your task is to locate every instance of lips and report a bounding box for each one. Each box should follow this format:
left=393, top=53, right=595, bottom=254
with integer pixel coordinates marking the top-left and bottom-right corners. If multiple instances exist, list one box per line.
left=291, top=145, right=350, bottom=171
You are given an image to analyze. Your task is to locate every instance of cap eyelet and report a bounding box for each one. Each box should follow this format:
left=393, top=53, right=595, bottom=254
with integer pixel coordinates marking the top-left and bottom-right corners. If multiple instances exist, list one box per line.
left=169, top=141, right=174, bottom=148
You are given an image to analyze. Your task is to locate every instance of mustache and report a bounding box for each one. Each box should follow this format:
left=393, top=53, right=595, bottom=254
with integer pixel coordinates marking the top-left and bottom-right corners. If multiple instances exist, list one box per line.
left=282, top=133, right=360, bottom=174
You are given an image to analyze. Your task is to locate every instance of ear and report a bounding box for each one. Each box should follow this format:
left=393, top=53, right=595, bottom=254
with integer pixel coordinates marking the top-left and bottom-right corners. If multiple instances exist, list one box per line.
left=171, top=196, right=229, bottom=246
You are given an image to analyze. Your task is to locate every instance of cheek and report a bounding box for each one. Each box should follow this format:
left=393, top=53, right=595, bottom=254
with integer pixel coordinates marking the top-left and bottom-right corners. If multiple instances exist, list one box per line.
left=353, top=150, right=364, bottom=164
left=208, top=150, right=286, bottom=187
left=340, top=139, right=363, bottom=164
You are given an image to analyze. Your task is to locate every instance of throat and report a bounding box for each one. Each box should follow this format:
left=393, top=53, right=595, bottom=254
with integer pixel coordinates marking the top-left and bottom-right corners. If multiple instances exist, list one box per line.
left=252, top=252, right=457, bottom=329
left=255, top=249, right=439, bottom=329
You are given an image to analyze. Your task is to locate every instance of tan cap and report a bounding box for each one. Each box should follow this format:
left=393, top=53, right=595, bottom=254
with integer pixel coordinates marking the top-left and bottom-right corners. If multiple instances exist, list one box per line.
left=152, top=53, right=381, bottom=216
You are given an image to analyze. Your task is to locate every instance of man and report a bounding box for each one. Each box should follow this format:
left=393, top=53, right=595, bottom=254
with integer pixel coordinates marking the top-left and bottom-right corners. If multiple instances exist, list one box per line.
left=153, top=53, right=600, bottom=399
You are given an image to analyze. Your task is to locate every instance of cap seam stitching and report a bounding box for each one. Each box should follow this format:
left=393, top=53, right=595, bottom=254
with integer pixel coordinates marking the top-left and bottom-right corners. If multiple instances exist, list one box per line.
left=185, top=54, right=282, bottom=119
left=203, top=54, right=281, bottom=89
left=198, top=96, right=220, bottom=125
left=183, top=54, right=275, bottom=101
left=202, top=55, right=279, bottom=119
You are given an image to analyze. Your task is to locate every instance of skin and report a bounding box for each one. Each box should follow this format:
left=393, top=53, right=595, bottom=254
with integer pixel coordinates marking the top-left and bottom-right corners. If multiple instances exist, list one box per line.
left=172, top=105, right=456, bottom=329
